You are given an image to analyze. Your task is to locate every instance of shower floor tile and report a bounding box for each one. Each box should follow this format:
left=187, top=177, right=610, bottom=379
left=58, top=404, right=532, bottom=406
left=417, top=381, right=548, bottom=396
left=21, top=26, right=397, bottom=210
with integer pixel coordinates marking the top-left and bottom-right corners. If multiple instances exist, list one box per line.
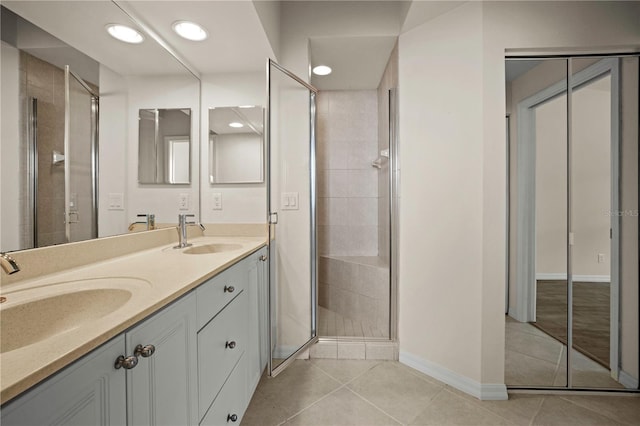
left=318, top=306, right=389, bottom=338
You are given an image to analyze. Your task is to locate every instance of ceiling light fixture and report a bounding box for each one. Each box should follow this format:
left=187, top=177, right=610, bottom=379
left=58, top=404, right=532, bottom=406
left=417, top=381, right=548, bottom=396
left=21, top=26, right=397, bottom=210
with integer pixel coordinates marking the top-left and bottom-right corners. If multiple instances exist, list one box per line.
left=229, top=122, right=244, bottom=128
left=312, top=65, right=332, bottom=76
left=106, top=24, right=144, bottom=44
left=172, top=21, right=208, bottom=41
left=238, top=105, right=255, bottom=109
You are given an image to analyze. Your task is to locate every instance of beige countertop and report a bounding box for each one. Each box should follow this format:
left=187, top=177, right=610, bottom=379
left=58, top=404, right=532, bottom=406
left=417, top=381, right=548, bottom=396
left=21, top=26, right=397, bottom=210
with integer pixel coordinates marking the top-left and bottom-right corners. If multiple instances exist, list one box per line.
left=0, top=235, right=266, bottom=405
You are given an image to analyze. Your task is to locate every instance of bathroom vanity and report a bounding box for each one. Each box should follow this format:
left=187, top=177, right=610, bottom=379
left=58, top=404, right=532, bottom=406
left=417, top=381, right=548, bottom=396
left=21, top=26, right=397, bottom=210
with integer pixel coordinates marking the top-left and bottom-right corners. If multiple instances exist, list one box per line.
left=0, top=230, right=268, bottom=426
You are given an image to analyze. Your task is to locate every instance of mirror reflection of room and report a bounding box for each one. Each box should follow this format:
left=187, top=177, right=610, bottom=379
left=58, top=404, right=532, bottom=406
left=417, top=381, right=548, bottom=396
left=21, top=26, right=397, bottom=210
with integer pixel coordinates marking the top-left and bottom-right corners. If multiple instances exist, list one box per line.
left=505, top=56, right=639, bottom=390
left=208, top=106, right=264, bottom=184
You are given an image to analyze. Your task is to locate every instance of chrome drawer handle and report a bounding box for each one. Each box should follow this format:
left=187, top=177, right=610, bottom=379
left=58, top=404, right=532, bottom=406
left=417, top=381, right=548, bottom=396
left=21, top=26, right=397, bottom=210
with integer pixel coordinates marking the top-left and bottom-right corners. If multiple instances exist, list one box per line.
left=114, top=355, right=138, bottom=370
left=225, top=341, right=236, bottom=349
left=227, top=414, right=238, bottom=422
left=224, top=285, right=235, bottom=293
left=134, top=344, right=156, bottom=358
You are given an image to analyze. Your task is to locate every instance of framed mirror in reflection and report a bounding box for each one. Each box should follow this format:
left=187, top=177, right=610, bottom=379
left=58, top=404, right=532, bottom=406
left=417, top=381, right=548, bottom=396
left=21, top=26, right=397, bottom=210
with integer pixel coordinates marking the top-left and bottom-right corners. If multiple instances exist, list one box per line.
left=209, top=106, right=264, bottom=184
left=138, top=108, right=192, bottom=184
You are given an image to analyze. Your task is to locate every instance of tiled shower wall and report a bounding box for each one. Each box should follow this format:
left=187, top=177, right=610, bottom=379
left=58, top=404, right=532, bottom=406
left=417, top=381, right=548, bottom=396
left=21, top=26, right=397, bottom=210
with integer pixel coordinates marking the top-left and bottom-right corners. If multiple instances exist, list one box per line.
left=317, top=90, right=379, bottom=256
left=20, top=52, right=66, bottom=248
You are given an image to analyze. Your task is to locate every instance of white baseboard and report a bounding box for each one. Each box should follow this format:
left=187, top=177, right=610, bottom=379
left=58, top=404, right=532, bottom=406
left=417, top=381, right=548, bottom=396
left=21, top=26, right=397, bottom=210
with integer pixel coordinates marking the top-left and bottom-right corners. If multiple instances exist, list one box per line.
left=619, top=369, right=639, bottom=389
left=536, top=273, right=611, bottom=283
left=399, top=351, right=508, bottom=400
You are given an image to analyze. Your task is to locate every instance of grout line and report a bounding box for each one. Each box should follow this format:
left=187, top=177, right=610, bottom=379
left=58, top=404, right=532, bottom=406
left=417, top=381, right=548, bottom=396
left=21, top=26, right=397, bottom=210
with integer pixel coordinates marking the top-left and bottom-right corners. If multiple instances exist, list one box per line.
left=282, top=382, right=349, bottom=424
left=342, top=386, right=408, bottom=425
left=528, top=395, right=546, bottom=426
left=556, top=394, right=629, bottom=424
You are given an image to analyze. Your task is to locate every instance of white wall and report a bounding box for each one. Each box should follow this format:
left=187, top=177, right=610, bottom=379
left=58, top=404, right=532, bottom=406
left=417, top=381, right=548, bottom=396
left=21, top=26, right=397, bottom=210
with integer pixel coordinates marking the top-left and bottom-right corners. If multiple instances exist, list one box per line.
left=98, top=65, right=128, bottom=237
left=0, top=42, right=21, bottom=252
left=398, top=0, right=640, bottom=397
left=200, top=72, right=266, bottom=223
left=126, top=75, right=200, bottom=225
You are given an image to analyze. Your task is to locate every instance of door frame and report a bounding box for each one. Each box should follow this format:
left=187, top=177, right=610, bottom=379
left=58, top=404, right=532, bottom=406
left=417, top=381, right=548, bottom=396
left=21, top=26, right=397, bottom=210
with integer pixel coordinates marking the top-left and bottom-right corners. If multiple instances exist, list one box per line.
left=513, top=57, right=620, bottom=377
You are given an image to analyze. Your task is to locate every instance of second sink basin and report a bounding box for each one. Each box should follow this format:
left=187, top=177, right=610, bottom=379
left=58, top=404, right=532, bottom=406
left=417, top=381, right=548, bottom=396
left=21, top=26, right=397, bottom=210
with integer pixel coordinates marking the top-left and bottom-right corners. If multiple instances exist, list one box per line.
left=183, top=243, right=243, bottom=255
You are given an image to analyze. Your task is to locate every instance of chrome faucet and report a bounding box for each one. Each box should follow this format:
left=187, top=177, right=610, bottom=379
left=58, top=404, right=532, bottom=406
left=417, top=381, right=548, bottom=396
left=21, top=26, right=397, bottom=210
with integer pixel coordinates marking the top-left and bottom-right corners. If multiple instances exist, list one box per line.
left=174, top=214, right=205, bottom=249
left=0, top=252, right=20, bottom=275
left=128, top=213, right=156, bottom=231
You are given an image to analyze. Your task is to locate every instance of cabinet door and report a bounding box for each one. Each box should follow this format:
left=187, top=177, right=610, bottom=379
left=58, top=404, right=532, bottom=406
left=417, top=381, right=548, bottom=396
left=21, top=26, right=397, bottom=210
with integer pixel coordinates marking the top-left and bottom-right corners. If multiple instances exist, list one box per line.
left=246, top=250, right=263, bottom=392
left=1, top=336, right=127, bottom=426
left=126, top=293, right=198, bottom=426
left=257, top=247, right=269, bottom=373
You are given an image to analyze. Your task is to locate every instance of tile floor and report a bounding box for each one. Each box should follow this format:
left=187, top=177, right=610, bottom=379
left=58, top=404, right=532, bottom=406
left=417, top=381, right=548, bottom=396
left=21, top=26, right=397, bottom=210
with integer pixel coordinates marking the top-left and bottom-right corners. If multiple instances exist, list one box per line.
left=505, top=316, right=623, bottom=388
left=242, top=359, right=640, bottom=425
left=318, top=306, right=388, bottom=338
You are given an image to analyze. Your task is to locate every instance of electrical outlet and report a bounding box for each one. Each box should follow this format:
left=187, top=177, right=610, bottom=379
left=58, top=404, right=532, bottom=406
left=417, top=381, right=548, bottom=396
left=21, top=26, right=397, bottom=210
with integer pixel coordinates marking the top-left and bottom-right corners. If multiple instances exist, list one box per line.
left=179, top=193, right=190, bottom=210
left=212, top=193, right=222, bottom=210
left=598, top=253, right=605, bottom=263
left=108, top=193, right=124, bottom=210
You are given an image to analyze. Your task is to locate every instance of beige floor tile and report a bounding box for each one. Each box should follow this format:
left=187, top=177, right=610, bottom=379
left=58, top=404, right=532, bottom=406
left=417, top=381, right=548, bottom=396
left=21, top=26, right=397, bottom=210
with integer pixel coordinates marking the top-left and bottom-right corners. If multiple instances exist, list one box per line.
left=241, top=390, right=289, bottom=426
left=256, top=360, right=342, bottom=417
left=476, top=394, right=545, bottom=425
left=505, top=350, right=561, bottom=386
left=559, top=395, right=640, bottom=425
left=285, top=387, right=401, bottom=426
left=506, top=328, right=564, bottom=364
left=310, top=359, right=381, bottom=384
left=347, top=362, right=443, bottom=424
left=409, top=389, right=511, bottom=425
left=532, top=397, right=624, bottom=425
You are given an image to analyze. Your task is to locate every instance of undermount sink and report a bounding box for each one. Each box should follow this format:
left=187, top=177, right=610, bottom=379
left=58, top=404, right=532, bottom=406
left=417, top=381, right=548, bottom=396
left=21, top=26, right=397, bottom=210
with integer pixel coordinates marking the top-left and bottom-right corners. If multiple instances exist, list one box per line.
left=182, top=243, right=243, bottom=255
left=0, top=277, right=150, bottom=354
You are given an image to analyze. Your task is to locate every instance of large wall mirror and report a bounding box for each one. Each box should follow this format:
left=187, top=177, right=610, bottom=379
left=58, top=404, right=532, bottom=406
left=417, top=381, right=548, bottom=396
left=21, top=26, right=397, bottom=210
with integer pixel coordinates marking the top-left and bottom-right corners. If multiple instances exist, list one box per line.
left=139, top=108, right=192, bottom=184
left=0, top=1, right=200, bottom=252
left=208, top=106, right=264, bottom=184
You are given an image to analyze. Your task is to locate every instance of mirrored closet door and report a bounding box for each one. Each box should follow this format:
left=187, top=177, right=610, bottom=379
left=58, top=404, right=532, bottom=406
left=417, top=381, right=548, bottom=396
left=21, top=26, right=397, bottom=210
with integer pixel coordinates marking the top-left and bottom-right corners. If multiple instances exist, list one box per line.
left=506, top=55, right=639, bottom=390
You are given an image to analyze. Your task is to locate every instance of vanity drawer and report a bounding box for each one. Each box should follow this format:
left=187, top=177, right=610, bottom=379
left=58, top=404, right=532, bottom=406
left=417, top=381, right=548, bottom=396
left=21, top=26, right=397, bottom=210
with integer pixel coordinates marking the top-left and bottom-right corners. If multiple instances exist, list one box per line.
left=199, top=354, right=247, bottom=426
left=197, top=291, right=247, bottom=421
left=196, top=262, right=246, bottom=329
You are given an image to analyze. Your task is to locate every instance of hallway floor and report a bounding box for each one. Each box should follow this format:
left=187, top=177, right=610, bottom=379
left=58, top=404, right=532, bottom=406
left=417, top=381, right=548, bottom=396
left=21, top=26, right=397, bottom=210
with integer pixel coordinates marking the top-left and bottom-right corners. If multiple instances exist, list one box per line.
left=242, top=359, right=640, bottom=425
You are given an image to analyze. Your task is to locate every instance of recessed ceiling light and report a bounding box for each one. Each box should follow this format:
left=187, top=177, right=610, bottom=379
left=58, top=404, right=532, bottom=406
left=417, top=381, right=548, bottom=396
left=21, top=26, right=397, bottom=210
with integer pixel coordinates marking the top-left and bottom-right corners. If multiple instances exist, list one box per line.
left=106, top=24, right=144, bottom=44
left=172, top=21, right=208, bottom=41
left=312, top=65, right=332, bottom=76
left=229, top=122, right=244, bottom=128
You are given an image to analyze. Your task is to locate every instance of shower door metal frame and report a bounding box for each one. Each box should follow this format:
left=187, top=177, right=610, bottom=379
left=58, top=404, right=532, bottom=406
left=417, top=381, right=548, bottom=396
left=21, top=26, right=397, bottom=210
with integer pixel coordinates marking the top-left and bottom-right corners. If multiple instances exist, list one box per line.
left=266, top=59, right=319, bottom=378
left=64, top=66, right=99, bottom=243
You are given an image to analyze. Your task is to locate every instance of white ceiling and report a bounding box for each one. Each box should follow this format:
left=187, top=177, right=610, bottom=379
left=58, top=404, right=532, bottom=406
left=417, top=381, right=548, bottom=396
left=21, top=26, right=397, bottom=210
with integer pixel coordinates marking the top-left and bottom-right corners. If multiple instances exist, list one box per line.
left=3, top=1, right=465, bottom=89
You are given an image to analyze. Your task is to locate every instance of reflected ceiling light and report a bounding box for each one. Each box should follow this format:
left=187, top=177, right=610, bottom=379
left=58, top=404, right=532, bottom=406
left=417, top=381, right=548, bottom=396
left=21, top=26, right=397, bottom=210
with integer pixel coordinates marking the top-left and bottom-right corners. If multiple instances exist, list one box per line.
left=238, top=105, right=255, bottom=109
left=172, top=21, right=208, bottom=41
left=312, top=65, right=332, bottom=76
left=229, top=122, right=244, bottom=128
left=106, top=24, right=144, bottom=44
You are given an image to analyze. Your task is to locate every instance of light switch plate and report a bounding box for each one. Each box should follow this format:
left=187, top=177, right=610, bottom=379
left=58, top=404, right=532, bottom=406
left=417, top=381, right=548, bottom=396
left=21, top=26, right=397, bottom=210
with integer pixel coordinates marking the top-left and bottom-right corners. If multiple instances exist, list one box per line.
left=281, top=192, right=299, bottom=210
left=108, top=193, right=124, bottom=210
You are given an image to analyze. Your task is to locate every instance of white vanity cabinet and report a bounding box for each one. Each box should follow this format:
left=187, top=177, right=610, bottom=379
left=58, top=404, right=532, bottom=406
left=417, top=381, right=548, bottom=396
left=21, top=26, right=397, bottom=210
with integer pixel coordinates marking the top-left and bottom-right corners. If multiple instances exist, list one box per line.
left=0, top=336, right=127, bottom=425
left=126, top=292, right=198, bottom=426
left=0, top=246, right=268, bottom=426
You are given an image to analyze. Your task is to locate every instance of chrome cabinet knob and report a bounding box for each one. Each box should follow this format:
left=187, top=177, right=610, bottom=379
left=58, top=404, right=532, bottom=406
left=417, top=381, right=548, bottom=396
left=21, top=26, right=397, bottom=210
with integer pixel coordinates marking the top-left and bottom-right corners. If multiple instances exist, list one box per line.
left=134, top=344, right=156, bottom=358
left=259, top=254, right=267, bottom=262
left=224, top=285, right=235, bottom=293
left=114, top=355, right=138, bottom=370
left=227, top=414, right=238, bottom=422
left=225, top=341, right=236, bottom=349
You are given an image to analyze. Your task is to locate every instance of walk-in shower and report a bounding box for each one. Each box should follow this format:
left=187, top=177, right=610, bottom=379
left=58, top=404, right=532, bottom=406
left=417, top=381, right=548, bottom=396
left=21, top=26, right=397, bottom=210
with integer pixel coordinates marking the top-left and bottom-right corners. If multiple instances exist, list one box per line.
left=315, top=49, right=399, bottom=347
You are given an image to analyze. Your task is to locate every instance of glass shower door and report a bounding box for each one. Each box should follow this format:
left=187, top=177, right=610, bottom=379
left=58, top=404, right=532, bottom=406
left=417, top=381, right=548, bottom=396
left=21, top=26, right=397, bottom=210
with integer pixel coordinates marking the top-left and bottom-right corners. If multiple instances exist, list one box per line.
left=267, top=59, right=318, bottom=376
left=64, top=66, right=98, bottom=243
